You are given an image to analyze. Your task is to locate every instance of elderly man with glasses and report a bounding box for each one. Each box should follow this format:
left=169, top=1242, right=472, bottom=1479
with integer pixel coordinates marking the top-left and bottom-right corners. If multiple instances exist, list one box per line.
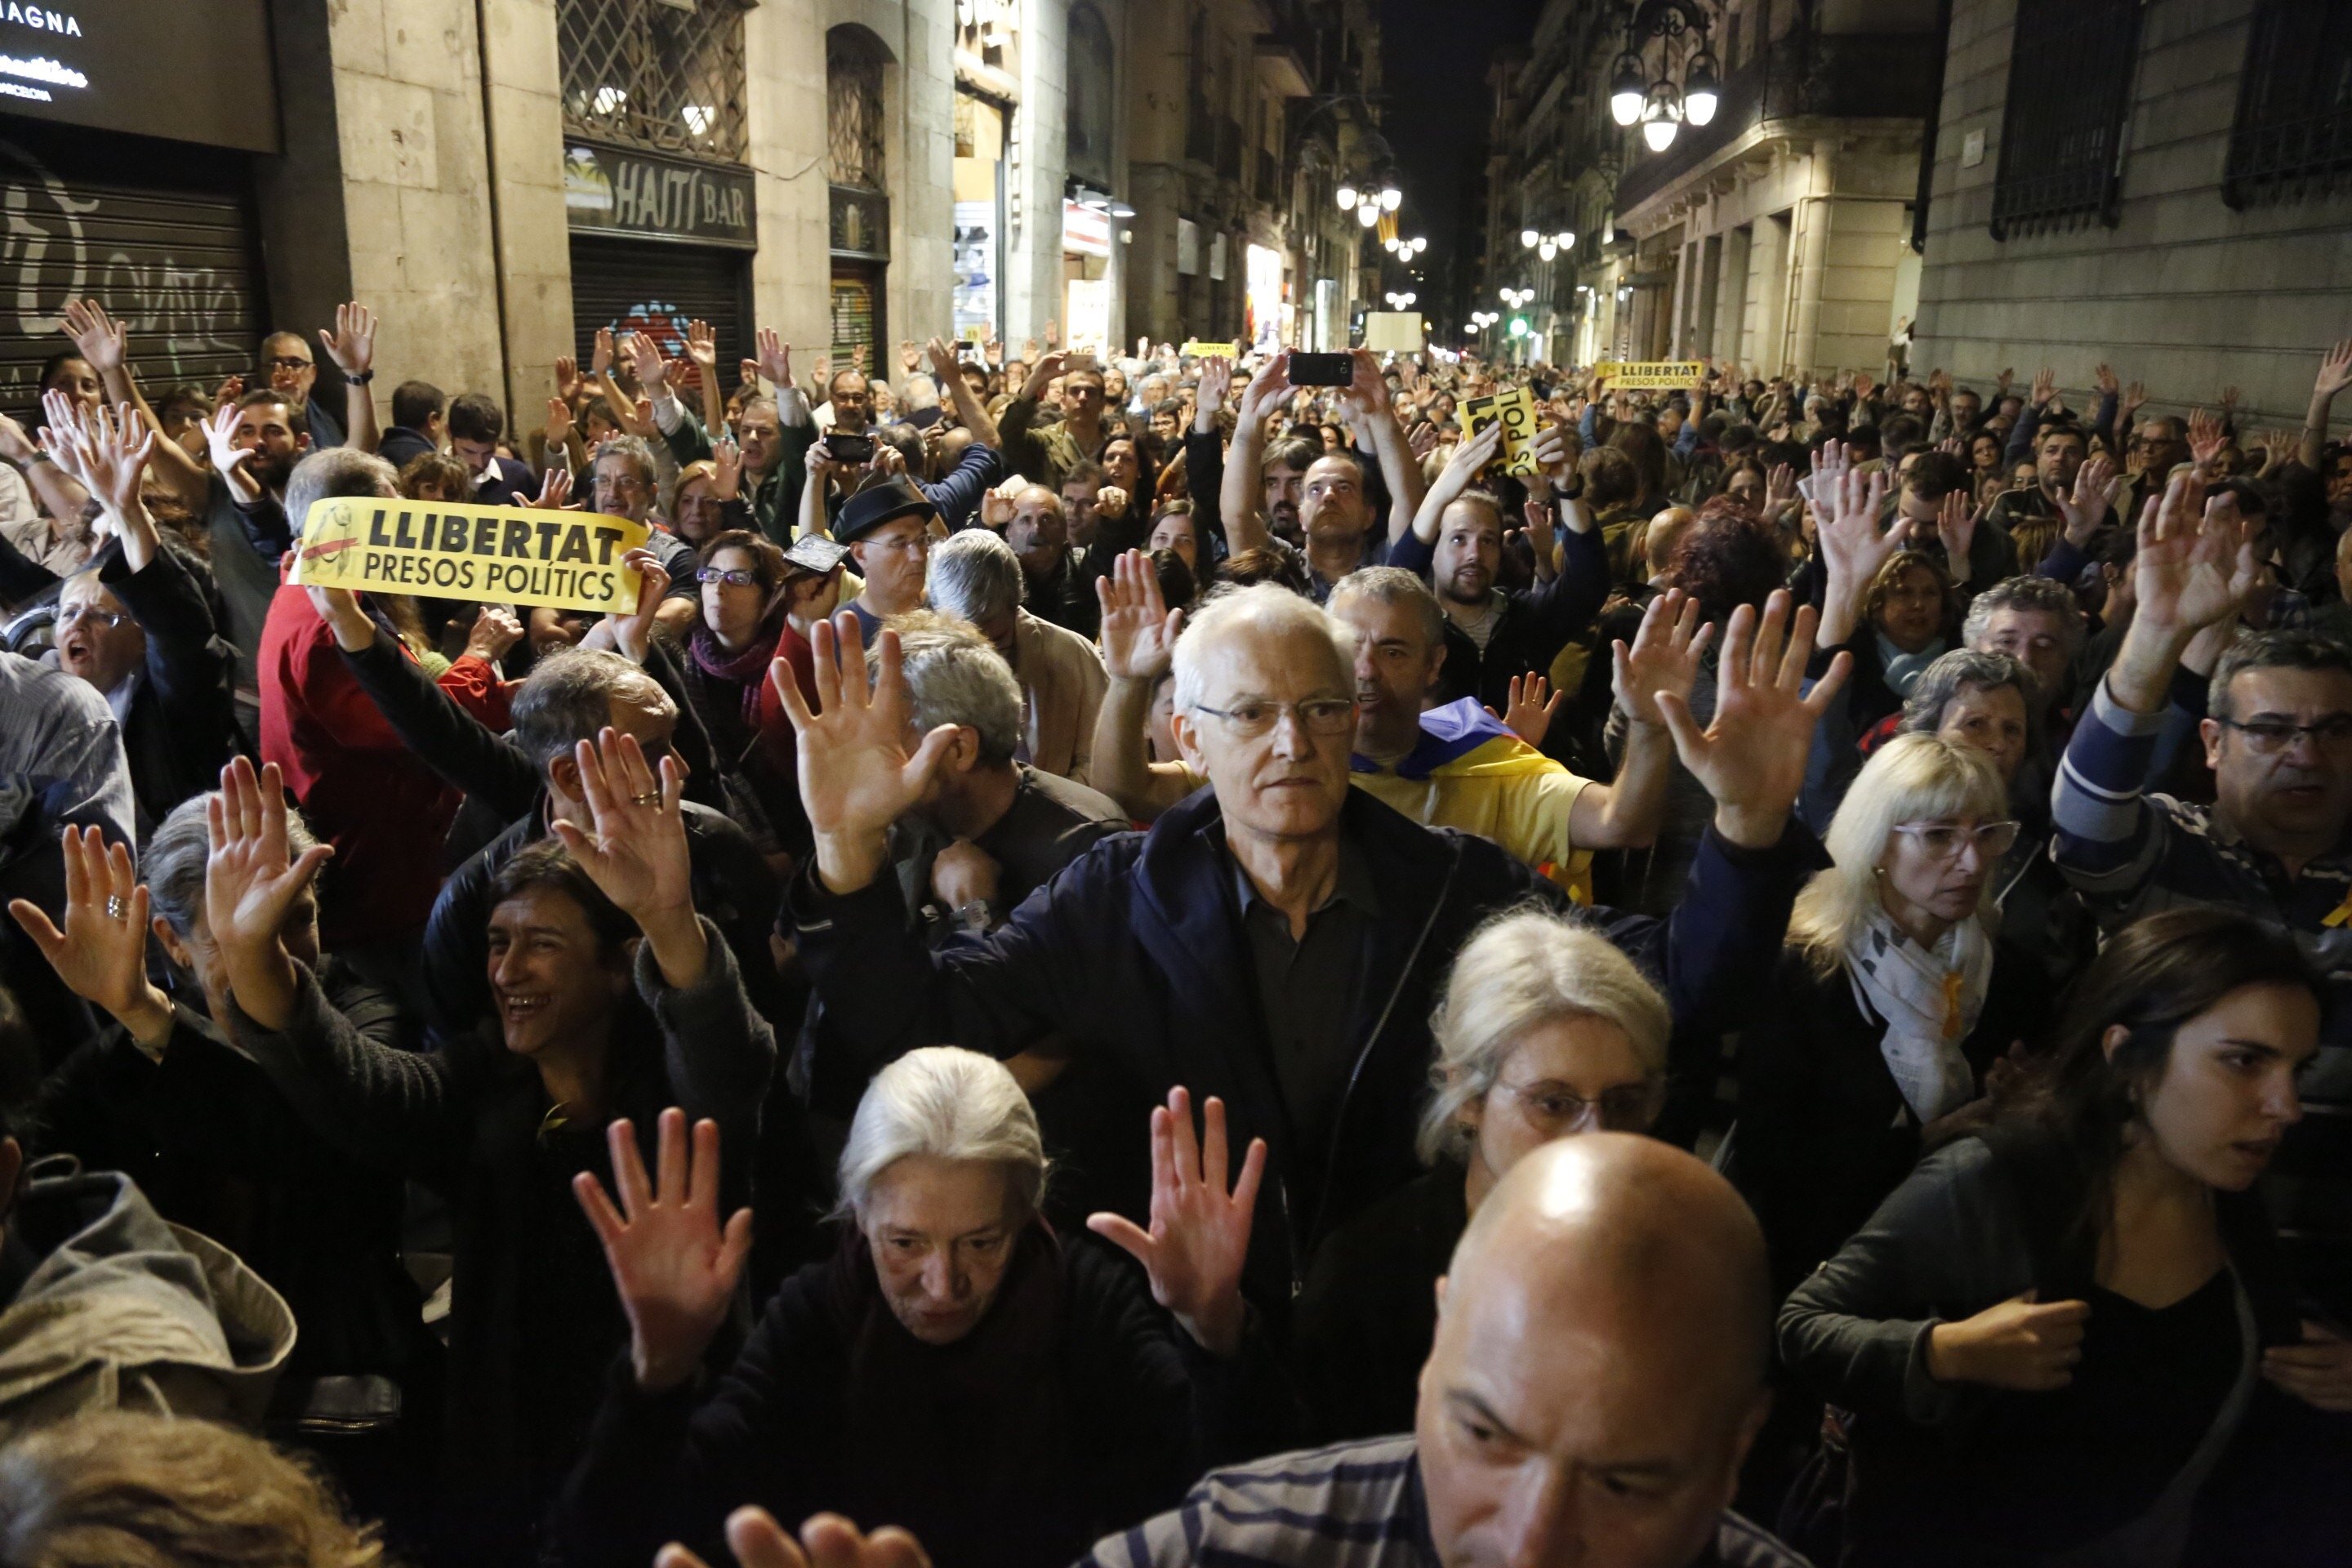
left=781, top=570, right=1845, bottom=1316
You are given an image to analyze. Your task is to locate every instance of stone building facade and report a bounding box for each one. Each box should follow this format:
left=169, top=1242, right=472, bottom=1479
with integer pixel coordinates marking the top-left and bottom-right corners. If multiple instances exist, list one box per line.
left=1909, top=0, right=2352, bottom=425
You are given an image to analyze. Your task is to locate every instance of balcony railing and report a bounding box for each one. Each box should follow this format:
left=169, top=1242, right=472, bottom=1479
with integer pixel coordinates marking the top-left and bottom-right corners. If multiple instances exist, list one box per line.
left=1615, top=31, right=1939, bottom=214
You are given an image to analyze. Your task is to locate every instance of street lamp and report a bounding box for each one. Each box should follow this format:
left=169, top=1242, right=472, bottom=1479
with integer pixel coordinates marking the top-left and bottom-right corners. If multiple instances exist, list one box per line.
left=1356, top=202, right=1379, bottom=228
left=1642, top=80, right=1682, bottom=151
left=1555, top=231, right=1576, bottom=251
left=1609, top=51, right=1646, bottom=126
left=1539, top=238, right=1557, bottom=261
left=1521, top=228, right=1540, bottom=249
left=1684, top=49, right=1722, bottom=127
left=1611, top=1, right=1719, bottom=149
left=1336, top=182, right=1358, bottom=211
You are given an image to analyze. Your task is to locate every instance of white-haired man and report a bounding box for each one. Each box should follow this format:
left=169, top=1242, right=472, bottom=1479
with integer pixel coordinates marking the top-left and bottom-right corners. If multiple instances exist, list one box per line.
left=779, top=567, right=1846, bottom=1309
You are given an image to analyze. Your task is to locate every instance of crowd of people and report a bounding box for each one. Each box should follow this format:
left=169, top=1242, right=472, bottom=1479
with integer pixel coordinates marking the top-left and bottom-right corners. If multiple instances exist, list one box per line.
left=0, top=296, right=2345, bottom=1568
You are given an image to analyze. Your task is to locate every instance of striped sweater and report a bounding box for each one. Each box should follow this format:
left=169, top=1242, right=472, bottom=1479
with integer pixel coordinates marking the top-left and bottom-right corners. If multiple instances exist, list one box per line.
left=1076, top=1436, right=1811, bottom=1568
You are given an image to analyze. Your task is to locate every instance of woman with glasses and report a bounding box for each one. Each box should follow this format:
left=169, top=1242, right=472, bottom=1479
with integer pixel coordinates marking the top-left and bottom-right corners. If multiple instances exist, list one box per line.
left=1288, top=908, right=1672, bottom=1441
left=1738, top=733, right=2051, bottom=1303
left=678, top=531, right=808, bottom=851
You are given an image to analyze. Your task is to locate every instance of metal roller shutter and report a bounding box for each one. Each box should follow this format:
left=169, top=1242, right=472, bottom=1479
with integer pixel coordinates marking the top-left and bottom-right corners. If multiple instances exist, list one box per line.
left=570, top=235, right=748, bottom=404
left=0, top=139, right=261, bottom=419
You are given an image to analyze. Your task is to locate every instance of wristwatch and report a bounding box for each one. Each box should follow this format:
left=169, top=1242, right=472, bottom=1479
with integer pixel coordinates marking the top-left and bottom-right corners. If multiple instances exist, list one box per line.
left=1553, top=476, right=1584, bottom=500
left=344, top=369, right=375, bottom=385
left=951, top=899, right=997, bottom=935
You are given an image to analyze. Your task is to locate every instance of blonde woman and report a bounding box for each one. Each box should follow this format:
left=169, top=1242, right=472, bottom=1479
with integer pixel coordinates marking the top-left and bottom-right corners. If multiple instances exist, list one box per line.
left=1735, top=733, right=2051, bottom=1299
left=1289, top=907, right=1671, bottom=1441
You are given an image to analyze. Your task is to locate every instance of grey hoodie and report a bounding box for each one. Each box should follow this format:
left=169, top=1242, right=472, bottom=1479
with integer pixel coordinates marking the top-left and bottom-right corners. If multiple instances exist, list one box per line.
left=0, top=1160, right=293, bottom=1441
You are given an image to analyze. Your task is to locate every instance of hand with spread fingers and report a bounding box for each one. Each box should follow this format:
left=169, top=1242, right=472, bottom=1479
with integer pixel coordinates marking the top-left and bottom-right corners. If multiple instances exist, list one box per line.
left=8, top=824, right=173, bottom=1052
left=1095, top=549, right=1184, bottom=681
left=204, top=757, right=336, bottom=1032
left=573, top=1107, right=753, bottom=1394
left=548, top=728, right=702, bottom=987
left=1489, top=672, right=1564, bottom=750
left=769, top=613, right=962, bottom=895
left=1086, top=1087, right=1265, bottom=1357
left=1656, top=589, right=1849, bottom=849
left=657, top=1508, right=934, bottom=1568
left=1613, top=587, right=1713, bottom=730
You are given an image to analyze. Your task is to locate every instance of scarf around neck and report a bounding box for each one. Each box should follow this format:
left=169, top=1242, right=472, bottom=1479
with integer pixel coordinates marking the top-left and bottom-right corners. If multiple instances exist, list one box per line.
left=689, top=606, right=785, bottom=727
left=1846, top=906, right=1993, bottom=1123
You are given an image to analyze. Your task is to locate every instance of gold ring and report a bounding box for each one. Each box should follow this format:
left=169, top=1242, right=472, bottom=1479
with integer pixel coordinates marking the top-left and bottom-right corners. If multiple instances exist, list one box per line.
left=630, top=791, right=663, bottom=807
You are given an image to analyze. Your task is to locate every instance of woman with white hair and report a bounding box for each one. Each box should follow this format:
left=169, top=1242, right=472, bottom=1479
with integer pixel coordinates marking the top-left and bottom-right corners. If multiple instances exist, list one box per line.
left=553, top=1049, right=1279, bottom=1568
left=1289, top=906, right=1672, bottom=1441
left=1735, top=733, right=2052, bottom=1301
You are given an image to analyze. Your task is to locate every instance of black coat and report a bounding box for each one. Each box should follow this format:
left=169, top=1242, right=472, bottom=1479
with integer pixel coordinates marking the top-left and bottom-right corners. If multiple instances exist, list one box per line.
left=550, top=1228, right=1287, bottom=1568
left=790, top=786, right=1814, bottom=1312
left=1289, top=1162, right=1467, bottom=1441
left=1734, top=938, right=2051, bottom=1302
left=227, top=922, right=774, bottom=1564
left=98, top=543, right=243, bottom=829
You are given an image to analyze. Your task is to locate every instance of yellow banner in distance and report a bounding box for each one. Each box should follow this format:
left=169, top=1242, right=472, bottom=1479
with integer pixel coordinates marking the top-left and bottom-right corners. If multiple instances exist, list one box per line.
left=1179, top=340, right=1240, bottom=359
left=292, top=497, right=651, bottom=615
left=1459, top=385, right=1544, bottom=479
left=1595, top=360, right=1704, bottom=390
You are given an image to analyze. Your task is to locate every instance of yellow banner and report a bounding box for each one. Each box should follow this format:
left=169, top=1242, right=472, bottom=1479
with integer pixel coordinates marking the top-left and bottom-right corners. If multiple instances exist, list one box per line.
left=1178, top=340, right=1239, bottom=359
left=292, top=497, right=652, bottom=615
left=1459, top=385, right=1543, bottom=479
left=1596, top=360, right=1704, bottom=390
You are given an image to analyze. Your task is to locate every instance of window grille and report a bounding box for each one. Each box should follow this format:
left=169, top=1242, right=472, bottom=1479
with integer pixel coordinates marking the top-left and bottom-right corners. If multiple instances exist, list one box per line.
left=560, top=0, right=747, bottom=163
left=1989, top=0, right=2142, bottom=240
left=2223, top=0, right=2352, bottom=207
left=828, top=27, right=889, bottom=189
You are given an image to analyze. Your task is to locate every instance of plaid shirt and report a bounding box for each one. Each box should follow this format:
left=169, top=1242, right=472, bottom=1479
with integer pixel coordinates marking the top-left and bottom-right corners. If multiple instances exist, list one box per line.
left=1078, top=1437, right=1811, bottom=1568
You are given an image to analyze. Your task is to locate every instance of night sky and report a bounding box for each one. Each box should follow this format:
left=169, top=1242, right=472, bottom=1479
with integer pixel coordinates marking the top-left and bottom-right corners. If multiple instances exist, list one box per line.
left=1379, top=0, right=1547, bottom=327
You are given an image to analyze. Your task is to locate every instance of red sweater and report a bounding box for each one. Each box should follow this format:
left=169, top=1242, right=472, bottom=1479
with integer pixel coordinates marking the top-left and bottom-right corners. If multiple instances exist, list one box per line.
left=259, top=581, right=507, bottom=949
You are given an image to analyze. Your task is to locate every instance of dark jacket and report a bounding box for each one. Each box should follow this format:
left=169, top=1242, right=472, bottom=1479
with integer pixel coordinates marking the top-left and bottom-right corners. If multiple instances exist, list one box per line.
left=1385, top=522, right=1610, bottom=719
left=1777, top=1129, right=2319, bottom=1567
left=1734, top=939, right=2050, bottom=1300
left=96, top=542, right=243, bottom=829
left=790, top=786, right=1814, bottom=1310
left=375, top=425, right=438, bottom=471
left=550, top=1228, right=1287, bottom=1568
left=473, top=455, right=539, bottom=507
left=1289, top=1161, right=1466, bottom=1442
left=29, top=976, right=428, bottom=1391
left=226, top=922, right=774, bottom=1563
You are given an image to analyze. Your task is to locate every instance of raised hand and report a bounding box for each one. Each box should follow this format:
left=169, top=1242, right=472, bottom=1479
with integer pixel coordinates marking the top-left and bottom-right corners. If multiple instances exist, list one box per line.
left=978, top=480, right=1018, bottom=532
left=1928, top=1292, right=2091, bottom=1390
left=545, top=396, right=576, bottom=450
left=2316, top=339, right=2352, bottom=403
left=463, top=604, right=525, bottom=664
left=2093, top=363, right=2118, bottom=397
left=1513, top=493, right=1561, bottom=577
left=924, top=336, right=961, bottom=383
left=756, top=327, right=793, bottom=390
left=657, top=1509, right=934, bottom=1568
left=609, top=547, right=671, bottom=665
left=42, top=397, right=153, bottom=521
left=2132, top=473, right=2257, bottom=635
left=591, top=326, right=617, bottom=380
left=2187, top=406, right=2226, bottom=470
left=1612, top=588, right=1712, bottom=728
left=1086, top=1088, right=1264, bottom=1356
left=623, top=331, right=668, bottom=394
left=548, top=728, right=696, bottom=951
left=2028, top=368, right=2056, bottom=409
left=1812, top=440, right=1898, bottom=589
left=532, top=464, right=573, bottom=511
left=1235, top=351, right=1297, bottom=427
left=770, top=614, right=962, bottom=893
left=60, top=297, right=127, bottom=376
left=555, top=354, right=582, bottom=404
left=1766, top=461, right=1797, bottom=509
left=573, top=1108, right=752, bottom=1393
left=684, top=318, right=719, bottom=382
left=1490, top=672, right=1564, bottom=749
left=198, top=404, right=259, bottom=502
left=2056, top=452, right=2118, bottom=545
left=2123, top=381, right=2147, bottom=416
left=1655, top=590, right=1850, bottom=849
left=318, top=301, right=376, bottom=379
left=739, top=356, right=763, bottom=394
left=1095, top=549, right=1184, bottom=680
left=1935, top=488, right=1976, bottom=575
left=8, top=824, right=172, bottom=1048
left=712, top=433, right=743, bottom=501
left=2218, top=384, right=2242, bottom=414
left=204, top=757, right=334, bottom=1030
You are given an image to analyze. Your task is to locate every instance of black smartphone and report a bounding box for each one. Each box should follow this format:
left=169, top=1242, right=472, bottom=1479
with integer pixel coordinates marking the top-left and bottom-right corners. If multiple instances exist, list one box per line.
left=827, top=431, right=875, bottom=463
left=1289, top=352, right=1354, bottom=387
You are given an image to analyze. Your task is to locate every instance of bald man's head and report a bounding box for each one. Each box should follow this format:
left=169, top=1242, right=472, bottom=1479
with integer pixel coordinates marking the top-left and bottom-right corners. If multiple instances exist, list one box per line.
left=1414, top=1135, right=1773, bottom=1568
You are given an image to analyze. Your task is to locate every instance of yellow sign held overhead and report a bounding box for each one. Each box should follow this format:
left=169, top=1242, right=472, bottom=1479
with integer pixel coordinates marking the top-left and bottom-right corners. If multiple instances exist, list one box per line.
left=1459, top=385, right=1544, bottom=479
left=292, top=497, right=652, bottom=616
left=1178, top=340, right=1240, bottom=360
left=1594, top=360, right=1704, bottom=390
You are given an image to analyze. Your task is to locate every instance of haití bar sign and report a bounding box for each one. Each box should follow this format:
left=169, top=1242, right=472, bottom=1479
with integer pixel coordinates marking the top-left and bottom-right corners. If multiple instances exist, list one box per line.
left=566, top=143, right=757, bottom=251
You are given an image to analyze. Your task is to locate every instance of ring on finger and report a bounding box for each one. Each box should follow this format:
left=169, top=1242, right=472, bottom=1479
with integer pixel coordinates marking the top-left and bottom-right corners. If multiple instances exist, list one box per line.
left=630, top=790, right=664, bottom=808
left=105, top=894, right=127, bottom=920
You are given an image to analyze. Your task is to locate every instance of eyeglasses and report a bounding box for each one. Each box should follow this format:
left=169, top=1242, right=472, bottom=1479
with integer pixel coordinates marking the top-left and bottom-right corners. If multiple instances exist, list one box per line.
left=2217, top=716, right=2352, bottom=754
left=1189, top=697, right=1356, bottom=738
left=597, top=476, right=651, bottom=496
left=263, top=355, right=313, bottom=372
left=697, top=567, right=762, bottom=588
left=1492, top=1076, right=1661, bottom=1134
left=1891, top=820, right=2021, bottom=860
left=55, top=604, right=127, bottom=631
